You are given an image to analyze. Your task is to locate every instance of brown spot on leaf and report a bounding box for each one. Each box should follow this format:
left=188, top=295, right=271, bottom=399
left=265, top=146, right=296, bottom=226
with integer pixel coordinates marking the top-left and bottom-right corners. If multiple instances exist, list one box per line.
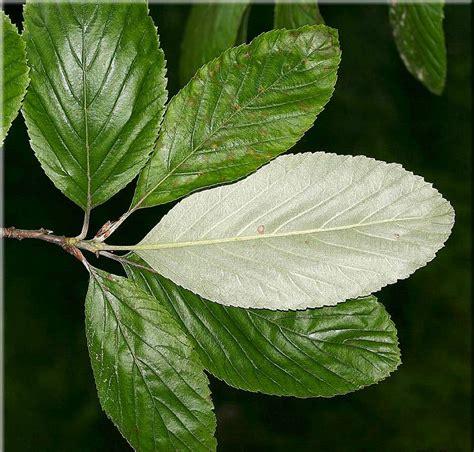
left=257, top=225, right=265, bottom=234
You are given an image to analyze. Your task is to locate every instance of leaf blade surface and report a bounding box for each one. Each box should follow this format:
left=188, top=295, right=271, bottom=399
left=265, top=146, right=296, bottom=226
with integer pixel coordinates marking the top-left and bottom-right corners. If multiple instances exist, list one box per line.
left=126, top=258, right=401, bottom=398
left=389, top=2, right=446, bottom=94
left=1, top=10, right=29, bottom=145
left=274, top=0, right=325, bottom=28
left=85, top=268, right=216, bottom=451
left=23, top=1, right=167, bottom=210
left=136, top=152, right=454, bottom=310
left=179, top=2, right=250, bottom=85
left=133, top=25, right=340, bottom=209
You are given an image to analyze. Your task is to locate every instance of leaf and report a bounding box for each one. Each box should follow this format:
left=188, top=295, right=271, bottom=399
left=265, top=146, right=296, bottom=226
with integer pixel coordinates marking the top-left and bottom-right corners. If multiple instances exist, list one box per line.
left=1, top=10, right=29, bottom=145
left=85, top=267, right=216, bottom=451
left=179, top=2, right=250, bottom=86
left=22, top=1, right=167, bottom=211
left=132, top=25, right=340, bottom=210
left=126, top=257, right=401, bottom=398
left=389, top=2, right=446, bottom=95
left=274, top=0, right=325, bottom=29
left=133, top=152, right=454, bottom=310
left=235, top=5, right=251, bottom=45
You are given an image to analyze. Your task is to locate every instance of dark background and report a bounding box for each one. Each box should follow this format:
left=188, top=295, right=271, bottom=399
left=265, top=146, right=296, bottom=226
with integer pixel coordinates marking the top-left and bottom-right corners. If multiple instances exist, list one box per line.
left=3, top=3, right=471, bottom=451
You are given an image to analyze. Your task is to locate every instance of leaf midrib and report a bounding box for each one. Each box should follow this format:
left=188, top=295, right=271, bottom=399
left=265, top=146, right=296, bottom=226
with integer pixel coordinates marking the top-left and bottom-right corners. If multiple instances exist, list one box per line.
left=93, top=276, right=175, bottom=448
left=33, top=5, right=93, bottom=208
left=81, top=19, right=91, bottom=213
left=128, top=214, right=441, bottom=251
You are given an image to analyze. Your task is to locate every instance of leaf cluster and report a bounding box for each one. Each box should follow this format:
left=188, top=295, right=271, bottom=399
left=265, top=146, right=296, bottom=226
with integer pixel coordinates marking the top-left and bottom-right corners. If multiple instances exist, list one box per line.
left=1, top=2, right=453, bottom=450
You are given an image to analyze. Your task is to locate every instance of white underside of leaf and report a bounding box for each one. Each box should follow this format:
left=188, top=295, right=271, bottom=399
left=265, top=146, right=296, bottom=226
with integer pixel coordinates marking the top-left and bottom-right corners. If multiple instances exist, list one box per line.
left=137, top=152, right=454, bottom=310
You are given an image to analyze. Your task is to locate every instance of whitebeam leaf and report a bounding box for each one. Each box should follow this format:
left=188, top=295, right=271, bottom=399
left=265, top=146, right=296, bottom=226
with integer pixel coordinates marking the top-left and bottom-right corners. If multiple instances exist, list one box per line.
left=85, top=268, right=217, bottom=451
left=126, top=257, right=401, bottom=398
left=274, top=0, right=325, bottom=29
left=135, top=152, right=454, bottom=310
left=23, top=1, right=167, bottom=210
left=179, top=2, right=250, bottom=85
left=132, top=26, right=340, bottom=209
left=1, top=10, right=29, bottom=145
left=389, top=2, right=446, bottom=95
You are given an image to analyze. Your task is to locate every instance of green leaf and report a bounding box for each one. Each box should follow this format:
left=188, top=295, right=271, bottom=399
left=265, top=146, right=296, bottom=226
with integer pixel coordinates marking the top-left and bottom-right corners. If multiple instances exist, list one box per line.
left=389, top=2, right=446, bottom=95
left=235, top=5, right=251, bottom=45
left=132, top=25, right=340, bottom=210
left=133, top=152, right=454, bottom=310
left=179, top=2, right=250, bottom=86
left=126, top=257, right=401, bottom=398
left=85, top=267, right=216, bottom=451
left=1, top=10, right=29, bottom=145
left=274, top=0, right=325, bottom=29
left=22, top=1, right=167, bottom=211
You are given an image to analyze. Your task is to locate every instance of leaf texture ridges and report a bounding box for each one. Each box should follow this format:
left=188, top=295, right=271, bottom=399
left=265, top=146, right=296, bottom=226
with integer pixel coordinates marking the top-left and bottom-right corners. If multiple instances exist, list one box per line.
left=389, top=2, right=446, bottom=95
left=132, top=25, right=341, bottom=209
left=23, top=1, right=167, bottom=210
left=126, top=257, right=401, bottom=398
left=1, top=10, right=29, bottom=145
left=85, top=268, right=216, bottom=451
left=136, top=152, right=454, bottom=310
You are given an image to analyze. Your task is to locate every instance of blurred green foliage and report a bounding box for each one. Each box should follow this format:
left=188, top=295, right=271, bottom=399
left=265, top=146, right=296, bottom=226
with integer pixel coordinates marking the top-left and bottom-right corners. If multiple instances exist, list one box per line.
left=3, top=4, right=471, bottom=451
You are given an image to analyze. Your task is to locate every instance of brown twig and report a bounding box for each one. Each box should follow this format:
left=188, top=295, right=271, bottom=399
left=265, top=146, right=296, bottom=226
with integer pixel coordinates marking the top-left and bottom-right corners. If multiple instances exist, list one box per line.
left=1, top=226, right=90, bottom=269
left=2, top=226, right=64, bottom=245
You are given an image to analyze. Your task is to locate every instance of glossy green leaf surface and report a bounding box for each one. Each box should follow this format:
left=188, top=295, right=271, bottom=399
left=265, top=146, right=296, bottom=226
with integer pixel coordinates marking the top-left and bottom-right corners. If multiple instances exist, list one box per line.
left=135, top=152, right=454, bottom=310
left=23, top=1, right=167, bottom=210
left=1, top=10, right=29, bottom=145
left=179, top=2, right=250, bottom=85
left=126, top=258, right=401, bottom=398
left=389, top=2, right=446, bottom=95
left=85, top=268, right=216, bottom=451
left=274, top=0, right=324, bottom=29
left=132, top=25, right=340, bottom=210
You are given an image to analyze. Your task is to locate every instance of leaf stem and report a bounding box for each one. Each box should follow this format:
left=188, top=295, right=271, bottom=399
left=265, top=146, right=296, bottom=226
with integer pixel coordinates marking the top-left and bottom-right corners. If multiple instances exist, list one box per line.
left=98, top=251, right=159, bottom=275
left=93, top=207, right=137, bottom=242
left=77, top=208, right=90, bottom=239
